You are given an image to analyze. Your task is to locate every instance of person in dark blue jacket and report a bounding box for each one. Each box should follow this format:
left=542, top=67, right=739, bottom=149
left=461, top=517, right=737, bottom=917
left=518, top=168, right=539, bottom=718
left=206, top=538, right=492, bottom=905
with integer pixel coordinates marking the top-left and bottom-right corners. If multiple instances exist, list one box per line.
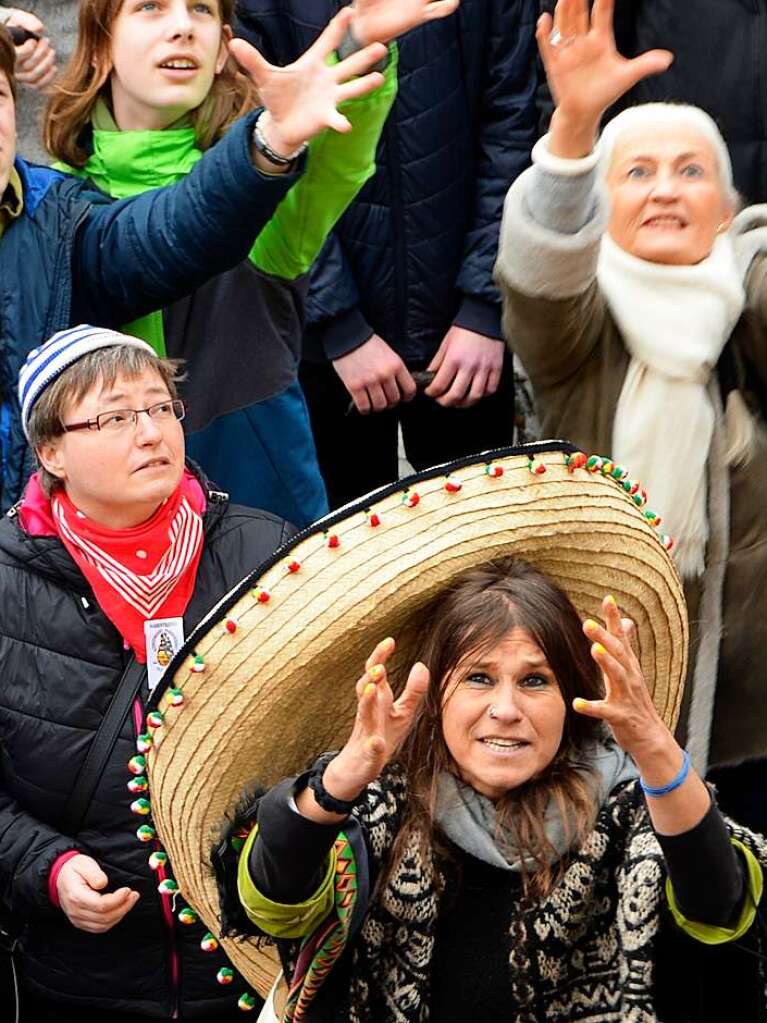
left=236, top=0, right=540, bottom=509
left=0, top=15, right=389, bottom=510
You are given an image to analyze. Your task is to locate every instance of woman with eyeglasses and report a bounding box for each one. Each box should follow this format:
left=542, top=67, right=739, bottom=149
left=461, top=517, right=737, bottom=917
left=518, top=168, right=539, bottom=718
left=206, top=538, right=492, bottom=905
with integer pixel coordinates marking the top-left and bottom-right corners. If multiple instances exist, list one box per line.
left=0, top=325, right=296, bottom=1021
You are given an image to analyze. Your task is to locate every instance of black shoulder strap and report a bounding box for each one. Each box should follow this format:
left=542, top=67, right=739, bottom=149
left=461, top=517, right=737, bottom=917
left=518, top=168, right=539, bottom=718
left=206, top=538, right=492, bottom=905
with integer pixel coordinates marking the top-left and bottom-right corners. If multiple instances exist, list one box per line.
left=60, top=658, right=148, bottom=837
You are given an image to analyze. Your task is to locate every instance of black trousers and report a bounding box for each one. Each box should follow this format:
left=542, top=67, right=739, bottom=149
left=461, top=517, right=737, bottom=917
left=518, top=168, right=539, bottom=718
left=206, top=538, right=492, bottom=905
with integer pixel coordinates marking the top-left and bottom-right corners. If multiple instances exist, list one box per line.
left=299, top=356, right=517, bottom=510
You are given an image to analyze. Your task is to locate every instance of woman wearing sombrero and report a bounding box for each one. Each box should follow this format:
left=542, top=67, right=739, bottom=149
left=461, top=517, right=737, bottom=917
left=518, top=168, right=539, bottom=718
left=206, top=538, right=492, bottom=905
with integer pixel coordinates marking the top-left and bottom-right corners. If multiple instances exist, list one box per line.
left=143, top=446, right=767, bottom=1021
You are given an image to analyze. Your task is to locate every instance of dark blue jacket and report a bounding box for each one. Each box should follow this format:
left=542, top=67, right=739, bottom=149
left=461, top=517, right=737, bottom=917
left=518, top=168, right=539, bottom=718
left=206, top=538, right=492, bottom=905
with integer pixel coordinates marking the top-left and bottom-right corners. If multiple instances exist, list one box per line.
left=0, top=112, right=298, bottom=509
left=235, top=0, right=539, bottom=364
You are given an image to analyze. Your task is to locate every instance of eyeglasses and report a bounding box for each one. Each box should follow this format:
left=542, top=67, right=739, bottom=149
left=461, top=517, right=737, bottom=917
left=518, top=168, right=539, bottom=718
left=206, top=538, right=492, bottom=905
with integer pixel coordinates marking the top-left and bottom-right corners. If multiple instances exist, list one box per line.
left=62, top=399, right=186, bottom=434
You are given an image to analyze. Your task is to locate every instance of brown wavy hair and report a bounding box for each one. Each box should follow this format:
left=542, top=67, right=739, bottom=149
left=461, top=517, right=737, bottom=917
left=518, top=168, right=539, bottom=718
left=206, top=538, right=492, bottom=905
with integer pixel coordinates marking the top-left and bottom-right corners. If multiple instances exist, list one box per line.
left=0, top=27, right=16, bottom=100
left=389, top=558, right=606, bottom=901
left=44, top=0, right=259, bottom=167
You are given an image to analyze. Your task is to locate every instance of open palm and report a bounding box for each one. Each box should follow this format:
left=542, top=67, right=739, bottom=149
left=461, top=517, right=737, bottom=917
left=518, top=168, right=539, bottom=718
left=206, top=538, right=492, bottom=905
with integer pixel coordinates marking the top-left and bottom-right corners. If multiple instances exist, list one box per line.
left=538, top=0, right=671, bottom=122
left=229, top=8, right=388, bottom=152
left=353, top=0, right=460, bottom=46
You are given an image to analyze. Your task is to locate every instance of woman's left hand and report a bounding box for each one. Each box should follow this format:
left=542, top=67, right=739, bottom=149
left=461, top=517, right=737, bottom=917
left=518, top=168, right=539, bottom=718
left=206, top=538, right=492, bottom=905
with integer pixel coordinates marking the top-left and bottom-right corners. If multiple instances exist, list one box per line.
left=229, top=7, right=388, bottom=154
left=351, top=0, right=460, bottom=46
left=573, top=595, right=670, bottom=759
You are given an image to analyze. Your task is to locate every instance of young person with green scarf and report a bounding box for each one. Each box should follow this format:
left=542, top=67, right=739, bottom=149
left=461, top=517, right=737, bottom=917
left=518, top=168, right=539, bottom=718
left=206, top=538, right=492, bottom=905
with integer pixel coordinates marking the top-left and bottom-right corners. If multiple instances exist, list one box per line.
left=45, top=0, right=458, bottom=527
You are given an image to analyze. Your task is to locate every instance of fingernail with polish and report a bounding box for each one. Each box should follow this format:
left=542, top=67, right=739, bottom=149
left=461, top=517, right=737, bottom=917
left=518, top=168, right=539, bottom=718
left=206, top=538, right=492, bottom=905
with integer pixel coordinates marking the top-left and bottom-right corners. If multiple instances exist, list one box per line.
left=364, top=682, right=376, bottom=696
left=583, top=619, right=598, bottom=632
left=369, top=664, right=384, bottom=681
left=593, top=642, right=606, bottom=656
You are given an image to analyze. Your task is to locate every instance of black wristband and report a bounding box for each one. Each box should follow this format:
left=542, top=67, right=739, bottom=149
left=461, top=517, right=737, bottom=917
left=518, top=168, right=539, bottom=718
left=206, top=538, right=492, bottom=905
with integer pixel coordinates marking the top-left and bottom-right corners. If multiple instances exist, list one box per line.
left=307, top=757, right=359, bottom=815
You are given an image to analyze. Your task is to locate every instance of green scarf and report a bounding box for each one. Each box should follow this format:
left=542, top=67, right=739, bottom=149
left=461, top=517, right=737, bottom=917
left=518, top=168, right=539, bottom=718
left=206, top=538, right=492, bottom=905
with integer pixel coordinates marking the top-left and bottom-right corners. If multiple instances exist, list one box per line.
left=56, top=101, right=204, bottom=355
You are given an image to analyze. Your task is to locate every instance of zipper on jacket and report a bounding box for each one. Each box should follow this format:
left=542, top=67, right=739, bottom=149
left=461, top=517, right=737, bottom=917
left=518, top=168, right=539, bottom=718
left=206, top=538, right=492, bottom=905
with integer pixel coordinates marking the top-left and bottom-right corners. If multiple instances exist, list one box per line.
left=133, top=698, right=181, bottom=1019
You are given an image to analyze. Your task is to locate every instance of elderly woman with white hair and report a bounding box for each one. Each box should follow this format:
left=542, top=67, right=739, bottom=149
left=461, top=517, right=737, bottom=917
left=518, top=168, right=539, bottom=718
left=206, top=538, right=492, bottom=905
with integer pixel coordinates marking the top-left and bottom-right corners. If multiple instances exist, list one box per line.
left=496, top=0, right=767, bottom=832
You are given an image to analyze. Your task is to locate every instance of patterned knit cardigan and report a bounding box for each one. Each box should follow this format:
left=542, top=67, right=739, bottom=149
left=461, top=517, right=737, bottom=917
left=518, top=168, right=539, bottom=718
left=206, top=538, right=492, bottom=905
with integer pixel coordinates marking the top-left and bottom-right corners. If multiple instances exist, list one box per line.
left=274, top=767, right=767, bottom=1023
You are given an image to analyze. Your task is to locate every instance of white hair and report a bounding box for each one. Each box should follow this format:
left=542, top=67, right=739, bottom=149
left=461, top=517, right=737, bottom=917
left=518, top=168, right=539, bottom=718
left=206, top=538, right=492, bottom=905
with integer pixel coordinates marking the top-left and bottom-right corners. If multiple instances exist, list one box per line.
left=598, top=103, right=739, bottom=209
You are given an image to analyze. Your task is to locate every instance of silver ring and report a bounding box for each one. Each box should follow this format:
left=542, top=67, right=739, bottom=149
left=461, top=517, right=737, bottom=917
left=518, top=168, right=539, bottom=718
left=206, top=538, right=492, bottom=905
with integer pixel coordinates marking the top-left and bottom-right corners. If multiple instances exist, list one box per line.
left=549, top=27, right=575, bottom=47
left=488, top=705, right=498, bottom=720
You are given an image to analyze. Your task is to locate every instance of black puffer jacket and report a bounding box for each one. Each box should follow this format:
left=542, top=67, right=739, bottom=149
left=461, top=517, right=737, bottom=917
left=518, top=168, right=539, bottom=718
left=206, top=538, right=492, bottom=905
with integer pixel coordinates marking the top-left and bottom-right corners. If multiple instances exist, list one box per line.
left=236, top=0, right=539, bottom=363
left=0, top=470, right=293, bottom=1017
left=540, top=0, right=767, bottom=204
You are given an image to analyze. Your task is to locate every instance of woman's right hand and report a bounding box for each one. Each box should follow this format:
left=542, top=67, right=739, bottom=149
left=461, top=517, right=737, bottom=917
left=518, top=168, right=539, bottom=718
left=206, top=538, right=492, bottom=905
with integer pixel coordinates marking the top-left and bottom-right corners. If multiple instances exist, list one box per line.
left=229, top=6, right=388, bottom=158
left=302, top=639, right=429, bottom=819
left=538, top=0, right=672, bottom=158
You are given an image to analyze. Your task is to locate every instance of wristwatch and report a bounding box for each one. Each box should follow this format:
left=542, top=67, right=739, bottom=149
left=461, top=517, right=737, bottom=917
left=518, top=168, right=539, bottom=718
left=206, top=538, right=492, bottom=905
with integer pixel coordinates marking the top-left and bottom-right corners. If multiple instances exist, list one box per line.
left=252, top=113, right=307, bottom=169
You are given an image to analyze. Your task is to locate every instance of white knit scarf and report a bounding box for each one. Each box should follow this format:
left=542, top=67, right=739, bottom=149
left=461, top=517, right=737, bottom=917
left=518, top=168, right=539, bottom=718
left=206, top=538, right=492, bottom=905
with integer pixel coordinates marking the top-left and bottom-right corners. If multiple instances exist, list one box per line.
left=597, top=233, right=745, bottom=578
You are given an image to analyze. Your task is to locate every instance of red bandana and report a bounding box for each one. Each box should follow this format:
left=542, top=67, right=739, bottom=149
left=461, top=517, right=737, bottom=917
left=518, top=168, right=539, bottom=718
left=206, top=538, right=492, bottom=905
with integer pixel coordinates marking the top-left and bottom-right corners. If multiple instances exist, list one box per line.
left=21, top=471, right=206, bottom=662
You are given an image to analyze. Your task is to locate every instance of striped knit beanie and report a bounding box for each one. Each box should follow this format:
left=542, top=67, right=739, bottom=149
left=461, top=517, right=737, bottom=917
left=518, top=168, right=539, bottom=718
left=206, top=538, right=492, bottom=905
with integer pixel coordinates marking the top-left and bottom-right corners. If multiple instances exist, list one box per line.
left=19, top=325, right=156, bottom=440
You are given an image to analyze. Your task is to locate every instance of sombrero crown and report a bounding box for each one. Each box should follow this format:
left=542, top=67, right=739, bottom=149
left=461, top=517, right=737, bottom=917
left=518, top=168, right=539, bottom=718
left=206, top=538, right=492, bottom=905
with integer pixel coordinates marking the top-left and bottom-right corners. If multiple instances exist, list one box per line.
left=139, top=442, right=688, bottom=997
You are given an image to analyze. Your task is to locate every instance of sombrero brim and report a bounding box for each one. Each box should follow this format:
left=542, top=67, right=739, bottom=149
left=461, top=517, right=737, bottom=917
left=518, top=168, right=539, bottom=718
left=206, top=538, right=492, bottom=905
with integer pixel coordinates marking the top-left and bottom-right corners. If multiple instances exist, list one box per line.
left=144, top=442, right=688, bottom=996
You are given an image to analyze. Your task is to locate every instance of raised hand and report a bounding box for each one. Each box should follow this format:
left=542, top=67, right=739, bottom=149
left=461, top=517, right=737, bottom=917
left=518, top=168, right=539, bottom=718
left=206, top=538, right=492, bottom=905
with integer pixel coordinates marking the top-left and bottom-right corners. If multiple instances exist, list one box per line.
left=573, top=595, right=669, bottom=758
left=301, top=638, right=429, bottom=819
left=538, top=0, right=672, bottom=157
left=229, top=7, right=388, bottom=157
left=352, top=0, right=460, bottom=46
left=575, top=595, right=710, bottom=835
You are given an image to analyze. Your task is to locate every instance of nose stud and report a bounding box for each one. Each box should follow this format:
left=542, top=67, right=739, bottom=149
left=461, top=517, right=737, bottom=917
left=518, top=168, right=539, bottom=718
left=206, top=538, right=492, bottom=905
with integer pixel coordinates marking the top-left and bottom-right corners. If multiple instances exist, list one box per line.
left=488, top=705, right=498, bottom=720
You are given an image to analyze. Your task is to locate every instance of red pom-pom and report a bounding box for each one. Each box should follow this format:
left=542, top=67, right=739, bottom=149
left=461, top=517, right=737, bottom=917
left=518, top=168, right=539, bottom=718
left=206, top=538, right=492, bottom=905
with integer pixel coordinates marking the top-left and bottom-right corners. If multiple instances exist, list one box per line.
left=288, top=560, right=301, bottom=573
left=225, top=618, right=237, bottom=634
left=327, top=534, right=340, bottom=549
left=402, top=492, right=420, bottom=508
left=485, top=464, right=504, bottom=478
left=256, top=588, right=270, bottom=604
left=566, top=452, right=588, bottom=472
left=368, top=512, right=381, bottom=528
left=444, top=477, right=462, bottom=493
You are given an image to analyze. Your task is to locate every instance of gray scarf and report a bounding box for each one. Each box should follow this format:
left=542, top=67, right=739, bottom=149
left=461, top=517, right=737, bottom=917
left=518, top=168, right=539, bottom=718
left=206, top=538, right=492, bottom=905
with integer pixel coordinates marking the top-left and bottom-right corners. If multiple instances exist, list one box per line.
left=434, top=732, right=638, bottom=871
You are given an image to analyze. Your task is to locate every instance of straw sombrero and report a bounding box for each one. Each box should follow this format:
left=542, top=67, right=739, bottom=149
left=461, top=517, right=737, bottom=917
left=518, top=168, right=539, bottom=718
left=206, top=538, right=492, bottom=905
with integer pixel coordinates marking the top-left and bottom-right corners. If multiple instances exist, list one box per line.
left=136, top=442, right=688, bottom=1001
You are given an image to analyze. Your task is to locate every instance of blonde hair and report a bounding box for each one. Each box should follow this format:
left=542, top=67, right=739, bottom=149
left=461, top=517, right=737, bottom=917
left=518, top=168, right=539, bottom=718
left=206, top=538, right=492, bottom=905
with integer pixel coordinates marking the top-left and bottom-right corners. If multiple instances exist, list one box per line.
left=44, top=0, right=259, bottom=167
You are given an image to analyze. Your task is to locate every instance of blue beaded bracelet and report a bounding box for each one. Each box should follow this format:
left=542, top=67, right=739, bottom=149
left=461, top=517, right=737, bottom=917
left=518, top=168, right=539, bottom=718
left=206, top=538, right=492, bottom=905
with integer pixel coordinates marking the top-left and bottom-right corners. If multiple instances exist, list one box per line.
left=639, top=749, right=691, bottom=797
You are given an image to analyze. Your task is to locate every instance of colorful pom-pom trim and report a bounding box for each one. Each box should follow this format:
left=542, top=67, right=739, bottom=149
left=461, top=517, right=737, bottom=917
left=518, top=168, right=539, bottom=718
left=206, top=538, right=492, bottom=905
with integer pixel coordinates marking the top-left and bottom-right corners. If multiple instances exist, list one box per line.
left=201, top=932, right=219, bottom=953
left=644, top=510, right=662, bottom=528
left=402, top=491, right=420, bottom=508
left=136, top=733, right=153, bottom=753
left=147, top=710, right=164, bottom=730
left=367, top=511, right=381, bottom=528
left=485, top=463, right=504, bottom=478
left=166, top=687, right=184, bottom=707
left=158, top=878, right=179, bottom=896
left=217, top=968, right=234, bottom=986
left=325, top=533, right=340, bottom=549
left=253, top=587, right=271, bottom=604
left=528, top=457, right=546, bottom=476
left=661, top=535, right=674, bottom=551
left=191, top=654, right=206, bottom=673
left=225, top=618, right=237, bottom=634
left=128, top=755, right=146, bottom=776
left=566, top=451, right=587, bottom=472
left=444, top=476, right=462, bottom=493
left=127, top=776, right=148, bottom=794
left=130, top=798, right=151, bottom=816
left=178, top=907, right=198, bottom=925
left=238, top=993, right=257, bottom=1011
left=149, top=851, right=168, bottom=871
left=287, top=559, right=301, bottom=574
left=586, top=455, right=603, bottom=473
left=137, top=824, right=156, bottom=843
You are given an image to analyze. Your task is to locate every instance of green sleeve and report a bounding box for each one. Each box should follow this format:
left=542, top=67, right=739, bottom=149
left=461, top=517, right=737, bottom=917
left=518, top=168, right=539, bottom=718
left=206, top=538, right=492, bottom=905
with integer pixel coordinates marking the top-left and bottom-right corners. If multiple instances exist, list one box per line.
left=249, top=44, right=398, bottom=280
left=237, top=825, right=337, bottom=939
left=665, top=838, right=764, bottom=945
